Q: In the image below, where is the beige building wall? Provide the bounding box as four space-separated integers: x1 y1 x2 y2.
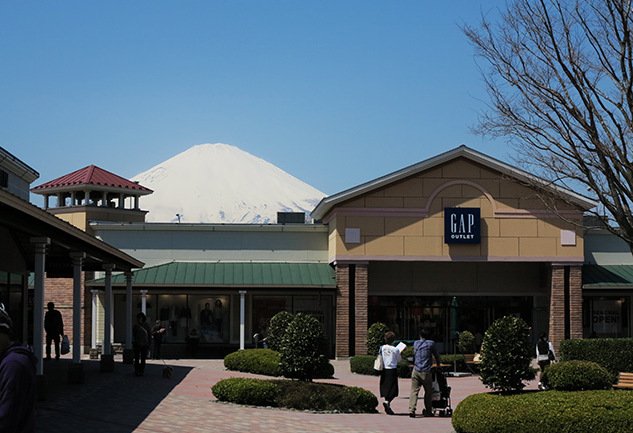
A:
329 158 584 263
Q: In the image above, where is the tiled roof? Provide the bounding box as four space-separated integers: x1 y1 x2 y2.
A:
87 261 337 288
31 165 152 193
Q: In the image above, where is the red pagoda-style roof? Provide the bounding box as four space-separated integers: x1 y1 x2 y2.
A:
31 165 152 195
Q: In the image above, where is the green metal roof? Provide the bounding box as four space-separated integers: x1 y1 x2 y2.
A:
583 265 633 289
87 262 336 289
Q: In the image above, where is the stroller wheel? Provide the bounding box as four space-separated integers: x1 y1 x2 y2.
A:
445 408 453 417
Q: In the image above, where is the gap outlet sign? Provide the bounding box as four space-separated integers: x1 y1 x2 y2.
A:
444 208 481 244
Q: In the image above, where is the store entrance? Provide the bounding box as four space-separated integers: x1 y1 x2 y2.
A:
368 295 534 353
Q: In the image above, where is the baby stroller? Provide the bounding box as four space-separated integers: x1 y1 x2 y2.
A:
431 368 452 417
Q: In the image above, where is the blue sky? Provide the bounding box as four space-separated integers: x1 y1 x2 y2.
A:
1 1 507 197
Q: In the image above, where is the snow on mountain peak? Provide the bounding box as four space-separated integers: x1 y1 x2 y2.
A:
132 143 325 223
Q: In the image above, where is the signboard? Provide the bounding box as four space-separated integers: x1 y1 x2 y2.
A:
444 207 481 244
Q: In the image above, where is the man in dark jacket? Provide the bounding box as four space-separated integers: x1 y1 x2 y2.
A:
0 306 37 433
44 302 63 360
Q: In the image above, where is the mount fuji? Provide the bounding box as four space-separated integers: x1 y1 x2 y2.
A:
132 143 326 224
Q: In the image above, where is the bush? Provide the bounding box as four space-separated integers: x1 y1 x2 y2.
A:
212 378 377 413
275 381 378 412
267 311 294 352
350 355 380 376
542 360 612 391
212 378 279 406
349 354 411 378
224 349 281 376
452 390 633 433
440 354 465 364
479 316 535 392
280 313 328 381
457 330 476 353
560 338 633 377
367 322 389 355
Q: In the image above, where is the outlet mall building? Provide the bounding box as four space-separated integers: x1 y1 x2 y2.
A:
9 145 633 359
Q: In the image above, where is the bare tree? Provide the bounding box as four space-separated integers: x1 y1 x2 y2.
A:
464 0 633 249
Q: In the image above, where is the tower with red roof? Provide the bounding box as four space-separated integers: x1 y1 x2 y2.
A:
31 165 153 233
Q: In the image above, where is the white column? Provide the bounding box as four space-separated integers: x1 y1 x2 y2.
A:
44 195 49 209
239 290 246 350
133 195 140 210
91 290 98 349
118 194 125 209
102 191 107 207
125 271 133 351
30 237 50 376
103 264 113 356
70 252 85 364
140 290 148 315
22 273 28 344
57 193 63 207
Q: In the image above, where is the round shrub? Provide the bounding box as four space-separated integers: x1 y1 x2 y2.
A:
542 360 612 391
212 378 377 413
452 390 633 433
350 355 379 376
224 349 281 376
267 311 294 352
367 322 388 355
313 359 335 379
479 316 535 392
280 313 328 381
212 378 279 406
458 330 476 354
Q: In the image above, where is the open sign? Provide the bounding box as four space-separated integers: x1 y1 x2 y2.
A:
444 208 481 244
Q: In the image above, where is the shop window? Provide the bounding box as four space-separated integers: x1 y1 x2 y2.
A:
189 295 229 343
156 294 189 343
588 297 629 338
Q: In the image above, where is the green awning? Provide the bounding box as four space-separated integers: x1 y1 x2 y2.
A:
583 265 633 289
86 262 336 289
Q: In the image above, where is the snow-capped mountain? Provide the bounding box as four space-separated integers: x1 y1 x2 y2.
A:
132 143 325 223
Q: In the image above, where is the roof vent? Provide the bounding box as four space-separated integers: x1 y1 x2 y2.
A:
277 212 306 224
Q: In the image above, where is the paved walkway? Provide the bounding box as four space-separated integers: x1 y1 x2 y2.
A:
35 356 539 433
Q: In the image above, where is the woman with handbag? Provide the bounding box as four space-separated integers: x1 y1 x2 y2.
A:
536 332 556 389
378 331 403 415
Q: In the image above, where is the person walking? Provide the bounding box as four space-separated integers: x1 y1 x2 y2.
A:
536 333 555 389
133 313 151 376
0 305 36 433
378 331 403 415
44 302 63 360
151 320 166 360
409 328 441 418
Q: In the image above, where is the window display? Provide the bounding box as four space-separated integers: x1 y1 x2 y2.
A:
190 295 229 343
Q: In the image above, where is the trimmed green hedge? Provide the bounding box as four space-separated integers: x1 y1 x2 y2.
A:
212 377 378 413
349 355 411 377
453 390 633 433
560 338 633 376
224 349 281 376
212 378 279 406
224 348 335 379
542 360 612 391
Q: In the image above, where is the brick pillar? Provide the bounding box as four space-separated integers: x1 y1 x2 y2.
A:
354 264 368 356
548 265 565 353
335 264 350 358
569 265 583 340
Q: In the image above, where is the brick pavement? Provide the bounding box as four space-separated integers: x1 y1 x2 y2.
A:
35 356 540 433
